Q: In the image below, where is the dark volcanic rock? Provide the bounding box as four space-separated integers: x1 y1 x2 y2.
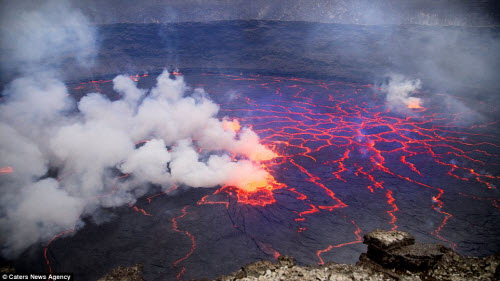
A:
228 256 297 279
97 263 146 281
388 243 449 270
364 229 449 271
359 230 499 280
215 255 391 281
364 229 415 250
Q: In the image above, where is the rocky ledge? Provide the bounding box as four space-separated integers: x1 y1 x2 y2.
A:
216 229 499 281
100 230 500 281
98 263 146 281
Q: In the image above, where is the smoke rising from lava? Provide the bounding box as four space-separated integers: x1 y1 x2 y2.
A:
0 69 278 257
0 2 276 258
381 74 422 110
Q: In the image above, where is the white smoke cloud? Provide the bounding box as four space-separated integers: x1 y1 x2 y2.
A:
381 74 423 110
0 2 277 258
1 179 85 257
0 1 97 74
120 139 172 185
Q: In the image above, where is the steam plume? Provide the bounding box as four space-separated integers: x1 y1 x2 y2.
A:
382 74 422 110
0 2 276 258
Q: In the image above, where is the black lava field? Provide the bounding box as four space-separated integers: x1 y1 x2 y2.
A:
12 71 498 281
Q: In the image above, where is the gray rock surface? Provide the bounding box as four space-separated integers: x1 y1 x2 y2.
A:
97 263 146 281
364 229 449 271
363 229 415 250
215 255 393 281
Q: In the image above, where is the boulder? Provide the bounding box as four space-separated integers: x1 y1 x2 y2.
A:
363 229 449 271
363 229 414 250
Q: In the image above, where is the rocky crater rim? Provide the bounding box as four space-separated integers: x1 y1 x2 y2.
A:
95 229 500 281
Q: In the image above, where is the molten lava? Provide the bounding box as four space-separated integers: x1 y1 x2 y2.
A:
236 173 273 192
222 118 241 133
406 97 423 108
232 172 284 206
245 149 278 162
0 166 13 174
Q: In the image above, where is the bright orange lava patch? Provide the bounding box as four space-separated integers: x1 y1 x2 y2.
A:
229 163 285 206
0 166 13 174
407 98 423 109
199 162 285 207
248 149 278 162
222 119 241 133
236 174 273 192
224 181 283 207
